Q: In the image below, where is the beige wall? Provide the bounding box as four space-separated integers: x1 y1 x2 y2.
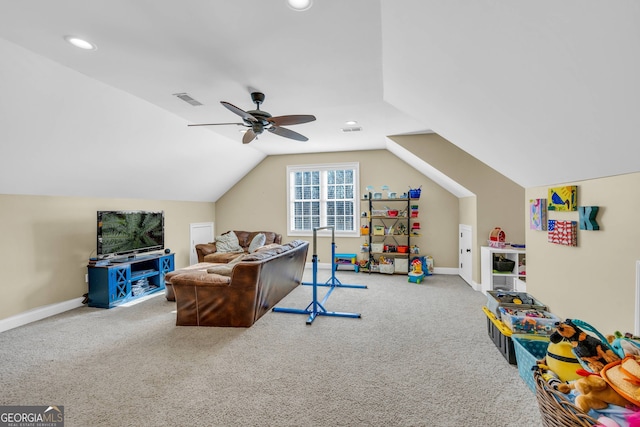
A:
390 134 524 284
526 173 640 334
0 194 214 321
215 150 460 268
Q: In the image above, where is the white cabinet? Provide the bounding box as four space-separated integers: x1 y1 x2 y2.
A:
480 246 526 294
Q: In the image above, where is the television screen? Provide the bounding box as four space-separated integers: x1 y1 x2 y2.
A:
97 211 164 258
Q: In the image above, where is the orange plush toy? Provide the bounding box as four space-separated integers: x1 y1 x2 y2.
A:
557 370 632 412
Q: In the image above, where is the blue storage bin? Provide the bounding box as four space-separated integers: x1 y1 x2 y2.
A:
512 334 550 392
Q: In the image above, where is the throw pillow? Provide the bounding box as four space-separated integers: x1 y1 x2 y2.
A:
215 231 243 254
248 233 267 253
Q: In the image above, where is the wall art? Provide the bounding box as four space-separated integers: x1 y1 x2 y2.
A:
579 206 600 230
529 198 547 230
548 219 578 246
548 185 577 211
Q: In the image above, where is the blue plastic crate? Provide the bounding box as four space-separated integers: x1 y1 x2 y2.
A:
512 334 550 392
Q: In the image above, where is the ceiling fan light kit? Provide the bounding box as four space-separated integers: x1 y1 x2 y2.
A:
188 92 316 144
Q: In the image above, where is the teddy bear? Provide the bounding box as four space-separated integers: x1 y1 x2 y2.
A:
557 372 632 412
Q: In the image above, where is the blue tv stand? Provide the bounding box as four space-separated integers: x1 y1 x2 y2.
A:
87 253 174 308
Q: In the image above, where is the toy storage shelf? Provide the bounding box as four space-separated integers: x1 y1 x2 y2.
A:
361 193 420 274
480 246 526 294
87 253 175 308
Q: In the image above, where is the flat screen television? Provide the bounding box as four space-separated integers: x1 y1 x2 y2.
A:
97 210 164 259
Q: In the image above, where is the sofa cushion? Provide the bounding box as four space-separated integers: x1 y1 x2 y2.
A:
171 271 231 287
215 231 244 253
248 233 266 253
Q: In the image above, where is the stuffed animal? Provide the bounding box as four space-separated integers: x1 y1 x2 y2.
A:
536 363 564 390
544 340 582 382
608 331 640 357
551 319 621 373
557 371 632 412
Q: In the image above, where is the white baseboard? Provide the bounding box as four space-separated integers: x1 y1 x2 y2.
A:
434 267 459 275
0 265 468 333
0 297 85 333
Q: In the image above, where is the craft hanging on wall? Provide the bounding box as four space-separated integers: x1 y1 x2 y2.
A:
548 220 578 246
529 198 547 230
548 185 577 211
578 206 600 230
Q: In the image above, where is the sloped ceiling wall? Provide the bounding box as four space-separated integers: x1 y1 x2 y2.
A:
0 38 265 202
381 0 640 188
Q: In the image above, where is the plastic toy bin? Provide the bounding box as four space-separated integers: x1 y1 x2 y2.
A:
499 307 559 335
486 290 548 319
483 306 516 365
512 335 550 392
373 225 385 236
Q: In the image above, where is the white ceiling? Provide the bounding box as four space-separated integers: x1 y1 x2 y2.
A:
1 1 639 201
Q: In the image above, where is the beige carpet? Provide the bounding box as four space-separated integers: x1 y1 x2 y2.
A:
0 271 542 426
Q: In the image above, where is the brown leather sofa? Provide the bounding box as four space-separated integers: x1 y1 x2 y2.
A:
164 262 216 301
195 231 282 263
170 239 309 327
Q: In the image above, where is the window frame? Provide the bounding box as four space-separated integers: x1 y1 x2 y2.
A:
286 162 360 237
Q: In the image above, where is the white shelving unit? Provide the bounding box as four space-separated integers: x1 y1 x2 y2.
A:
480 246 526 294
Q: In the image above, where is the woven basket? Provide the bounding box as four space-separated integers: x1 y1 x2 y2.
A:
533 367 598 427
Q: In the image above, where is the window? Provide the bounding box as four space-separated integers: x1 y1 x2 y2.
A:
287 163 360 236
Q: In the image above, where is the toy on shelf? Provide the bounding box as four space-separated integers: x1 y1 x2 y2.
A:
408 186 421 199
378 256 394 274
488 227 506 248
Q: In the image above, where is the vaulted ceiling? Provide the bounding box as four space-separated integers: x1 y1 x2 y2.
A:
1 1 638 201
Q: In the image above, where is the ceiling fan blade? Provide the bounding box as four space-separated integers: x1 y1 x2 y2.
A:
221 101 258 122
268 126 309 142
268 115 316 127
242 129 257 144
187 122 244 127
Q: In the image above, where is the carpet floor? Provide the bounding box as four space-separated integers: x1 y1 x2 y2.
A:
0 271 542 426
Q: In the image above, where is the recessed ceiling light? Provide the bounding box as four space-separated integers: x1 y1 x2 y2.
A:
345 120 358 126
64 36 97 51
287 0 312 11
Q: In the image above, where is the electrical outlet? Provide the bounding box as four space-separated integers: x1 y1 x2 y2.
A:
85 274 88 283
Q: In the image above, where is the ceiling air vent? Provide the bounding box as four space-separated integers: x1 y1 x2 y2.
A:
341 126 362 133
173 93 203 106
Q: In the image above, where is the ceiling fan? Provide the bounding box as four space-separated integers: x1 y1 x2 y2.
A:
188 92 316 144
